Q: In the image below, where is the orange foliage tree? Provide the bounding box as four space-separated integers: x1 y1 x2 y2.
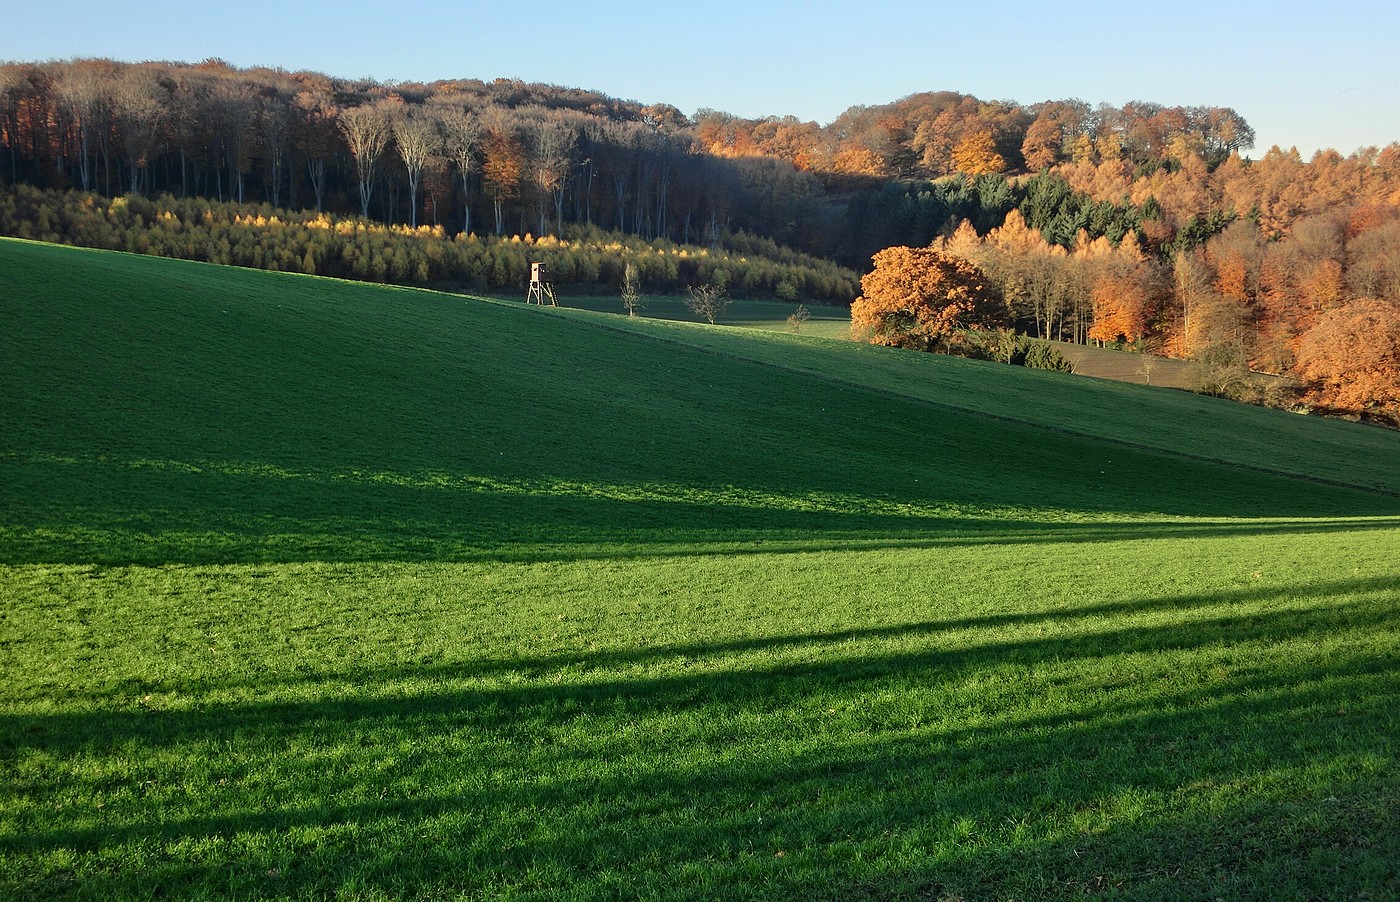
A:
1087 233 1158 345
1088 273 1152 345
851 247 1006 351
1295 298 1400 425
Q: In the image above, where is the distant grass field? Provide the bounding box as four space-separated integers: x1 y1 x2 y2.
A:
544 291 855 340
2 238 1397 900
544 291 1259 393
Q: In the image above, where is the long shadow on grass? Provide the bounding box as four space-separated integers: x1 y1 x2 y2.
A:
10 666 1396 899
55 573 1393 701
5 576 1396 754
3 581 1396 898
3 452 1398 565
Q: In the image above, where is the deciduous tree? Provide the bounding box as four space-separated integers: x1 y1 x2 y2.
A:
684 282 730 324
54 61 113 191
392 106 441 228
1295 298 1400 424
114 66 167 194
436 104 481 234
1020 113 1062 171
620 261 642 316
254 78 294 207
951 130 1005 176
338 102 393 218
1087 233 1158 345
528 116 576 236
850 247 1005 351
209 76 256 203
293 84 338 212
481 110 524 235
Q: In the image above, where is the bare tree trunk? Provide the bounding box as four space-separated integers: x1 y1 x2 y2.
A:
613 170 627 233
654 155 671 241
461 174 472 234
307 157 325 211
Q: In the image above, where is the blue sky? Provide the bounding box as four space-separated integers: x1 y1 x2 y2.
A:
5 0 1398 158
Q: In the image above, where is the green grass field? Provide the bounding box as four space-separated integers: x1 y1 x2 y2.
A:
2 238 1397 900
542 291 855 341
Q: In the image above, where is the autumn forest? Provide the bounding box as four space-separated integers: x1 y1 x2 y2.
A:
2 57 1399 424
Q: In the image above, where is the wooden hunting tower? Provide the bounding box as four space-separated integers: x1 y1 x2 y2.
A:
526 262 558 306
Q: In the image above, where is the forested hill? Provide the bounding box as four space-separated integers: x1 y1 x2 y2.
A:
0 58 1310 260
3 58 1398 263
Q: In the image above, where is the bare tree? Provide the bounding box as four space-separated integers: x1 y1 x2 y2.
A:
293 84 338 212
685 283 730 325
0 67 22 185
608 122 636 234
339 102 393 219
392 106 441 228
529 116 576 235
54 62 114 192
114 66 167 195
254 81 293 207
208 77 256 203
165 68 213 198
1138 352 1159 385
436 104 481 234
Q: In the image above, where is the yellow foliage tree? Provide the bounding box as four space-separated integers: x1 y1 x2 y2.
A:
950 130 1005 175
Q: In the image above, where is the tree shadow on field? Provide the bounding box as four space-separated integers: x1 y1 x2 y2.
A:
3 579 1397 899
42 572 1395 702
2 450 1398 566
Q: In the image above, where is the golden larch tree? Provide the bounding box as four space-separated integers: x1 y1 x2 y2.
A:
950 130 1005 176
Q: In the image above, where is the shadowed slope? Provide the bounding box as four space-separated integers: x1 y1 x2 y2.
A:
2 239 1395 567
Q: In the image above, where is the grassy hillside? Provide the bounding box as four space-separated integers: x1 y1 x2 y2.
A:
521 292 1203 387
2 238 1397 900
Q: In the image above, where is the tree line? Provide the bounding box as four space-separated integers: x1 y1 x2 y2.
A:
0 58 1267 266
0 184 858 300
6 58 1393 270
0 58 837 254
695 94 1255 180
901 205 1400 424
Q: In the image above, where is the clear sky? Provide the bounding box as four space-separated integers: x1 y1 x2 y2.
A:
5 0 1398 159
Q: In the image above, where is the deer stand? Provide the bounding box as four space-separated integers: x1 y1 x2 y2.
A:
526 262 558 306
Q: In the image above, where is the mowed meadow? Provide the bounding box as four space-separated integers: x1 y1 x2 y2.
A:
1 238 1398 900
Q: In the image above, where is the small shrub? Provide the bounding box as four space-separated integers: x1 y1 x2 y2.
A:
1024 341 1074 373
786 304 811 333
621 262 643 317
